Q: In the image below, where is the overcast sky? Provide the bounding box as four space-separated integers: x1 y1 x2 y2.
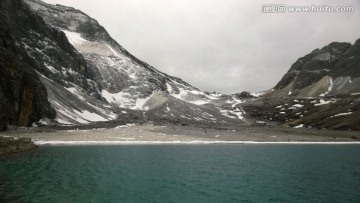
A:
43 0 360 94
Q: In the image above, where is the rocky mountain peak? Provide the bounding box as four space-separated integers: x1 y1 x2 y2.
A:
273 39 360 97
0 0 246 128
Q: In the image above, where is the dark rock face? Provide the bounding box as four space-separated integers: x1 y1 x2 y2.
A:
0 90 7 131
3 0 98 96
1 0 122 128
0 0 56 130
233 91 255 99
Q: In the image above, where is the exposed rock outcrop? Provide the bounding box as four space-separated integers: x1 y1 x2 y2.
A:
0 137 37 158
0 0 56 130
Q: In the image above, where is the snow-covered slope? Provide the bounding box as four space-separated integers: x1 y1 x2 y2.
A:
24 0 246 125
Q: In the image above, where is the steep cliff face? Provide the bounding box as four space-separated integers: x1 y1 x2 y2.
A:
0 90 6 131
0 0 121 128
0 0 56 130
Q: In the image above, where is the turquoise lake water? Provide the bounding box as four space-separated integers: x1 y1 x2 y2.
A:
1 144 360 202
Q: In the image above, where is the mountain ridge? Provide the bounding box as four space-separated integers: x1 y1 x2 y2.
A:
270 39 360 97
239 39 360 130
0 0 245 130
25 0 245 125
0 0 358 131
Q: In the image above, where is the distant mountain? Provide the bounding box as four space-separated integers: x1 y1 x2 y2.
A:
271 40 360 97
0 0 245 130
240 40 360 130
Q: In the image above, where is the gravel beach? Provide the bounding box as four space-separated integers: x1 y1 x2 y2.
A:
2 124 359 145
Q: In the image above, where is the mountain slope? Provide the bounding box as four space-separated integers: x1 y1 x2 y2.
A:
240 40 360 130
0 0 245 129
4 0 356 131
2 0 119 126
270 40 360 97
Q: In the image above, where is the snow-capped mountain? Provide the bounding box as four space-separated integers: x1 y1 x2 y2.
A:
0 0 245 127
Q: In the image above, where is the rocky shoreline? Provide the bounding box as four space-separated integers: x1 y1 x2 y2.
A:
0 137 37 158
